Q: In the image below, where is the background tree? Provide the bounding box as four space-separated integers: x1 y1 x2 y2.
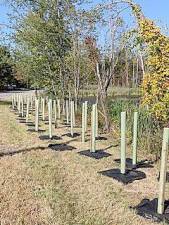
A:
0 45 17 90
123 0 169 123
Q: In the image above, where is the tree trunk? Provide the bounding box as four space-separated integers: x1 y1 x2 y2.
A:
96 63 111 132
99 88 111 132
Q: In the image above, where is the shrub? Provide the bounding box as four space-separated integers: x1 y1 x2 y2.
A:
110 99 162 158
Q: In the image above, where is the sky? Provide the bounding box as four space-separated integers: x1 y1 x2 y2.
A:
135 0 169 29
0 0 169 38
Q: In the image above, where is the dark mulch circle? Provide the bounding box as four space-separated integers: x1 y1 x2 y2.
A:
16 117 25 121
44 121 56 125
17 119 26 123
62 133 80 138
78 150 111 160
98 168 146 184
39 135 62 141
61 119 69 124
61 121 70 126
27 128 46 133
48 143 76 151
131 198 169 223
114 158 154 169
95 136 107 141
26 122 35 127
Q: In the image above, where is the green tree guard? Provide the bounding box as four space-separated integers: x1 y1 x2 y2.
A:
91 104 96 153
82 103 85 143
84 101 88 132
35 98 39 132
132 112 138 165
66 100 69 124
26 97 30 123
157 128 169 214
11 95 14 109
57 99 61 119
72 101 75 127
95 104 98 138
70 101 74 137
53 100 57 127
18 95 21 112
42 98 45 121
121 112 126 174
21 96 24 117
62 99 65 116
48 99 53 139
30 95 33 112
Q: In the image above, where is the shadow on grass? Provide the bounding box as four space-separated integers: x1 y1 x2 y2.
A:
0 146 46 157
0 141 77 158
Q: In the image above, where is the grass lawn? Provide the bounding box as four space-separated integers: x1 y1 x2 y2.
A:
0 101 163 225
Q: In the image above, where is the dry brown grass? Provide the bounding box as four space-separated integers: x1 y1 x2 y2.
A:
0 102 165 225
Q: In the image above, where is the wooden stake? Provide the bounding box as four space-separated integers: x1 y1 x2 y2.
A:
132 112 138 165
48 99 53 139
157 128 169 214
82 103 85 143
120 112 126 174
35 99 39 132
91 104 96 153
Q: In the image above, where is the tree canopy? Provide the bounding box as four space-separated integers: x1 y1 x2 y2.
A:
0 45 17 90
1 0 168 128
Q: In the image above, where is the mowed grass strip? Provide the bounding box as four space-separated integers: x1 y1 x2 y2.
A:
0 101 161 225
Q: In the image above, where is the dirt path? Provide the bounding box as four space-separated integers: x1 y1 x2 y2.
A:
0 102 162 225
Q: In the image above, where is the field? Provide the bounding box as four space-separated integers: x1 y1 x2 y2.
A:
0 97 165 225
